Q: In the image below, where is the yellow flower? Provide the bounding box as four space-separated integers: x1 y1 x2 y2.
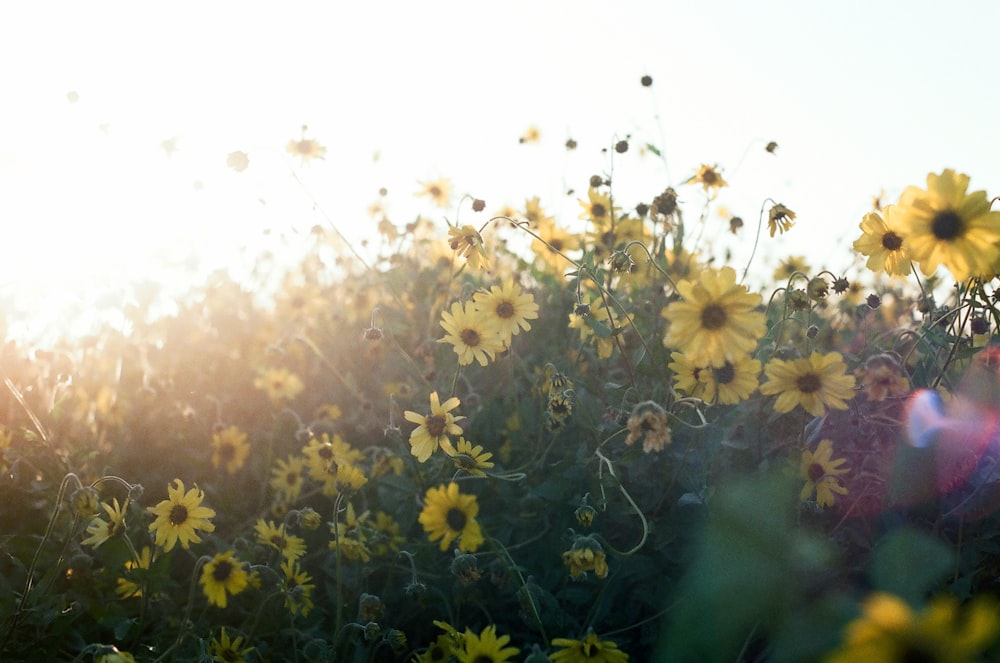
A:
211 425 250 475
768 203 796 236
825 592 1000 663
418 178 453 208
82 497 128 548
447 223 490 271
624 402 671 453
418 482 484 552
896 168 1000 281
662 266 766 367
116 546 153 599
254 367 304 405
669 351 711 401
578 187 619 225
760 352 856 417
800 439 849 508
442 437 495 476
853 205 911 277
688 163 728 193
472 279 539 345
403 391 465 462
269 454 306 502
209 628 255 663
254 519 307 562
519 126 540 144
438 300 505 367
372 511 405 557
147 479 216 552
456 625 519 663
701 355 761 405
280 559 315 617
773 255 810 282
200 550 249 608
327 463 368 496
302 433 364 482
329 502 372 562
562 538 609 579
286 133 326 162
550 631 629 663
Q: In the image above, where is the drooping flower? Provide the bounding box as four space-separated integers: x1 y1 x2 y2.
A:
624 402 671 453
800 439 850 508
210 425 250 475
853 205 911 277
200 550 249 608
418 482 484 552
896 168 1000 281
82 497 128 548
403 391 465 462
280 559 315 617
824 592 1000 663
147 479 216 552
472 279 539 345
209 628 255 663
447 223 490 270
562 536 609 579
768 203 796 236
760 352 856 417
550 631 630 663
438 300 505 366
456 625 520 663
662 266 766 367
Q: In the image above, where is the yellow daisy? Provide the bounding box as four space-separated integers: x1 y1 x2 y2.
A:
759 351 856 417
418 482 484 552
115 546 153 599
403 391 465 462
254 519 307 562
896 168 1000 281
456 625 519 663
254 367 304 405
442 437 495 476
281 559 315 617
550 632 629 663
472 279 539 345
200 550 249 608
82 497 128 549
269 454 306 502
688 163 728 193
447 223 490 271
853 205 911 277
418 178 452 207
799 439 849 508
662 266 766 367
438 300 505 367
578 187 619 225
209 628 255 663
701 355 761 405
147 479 216 552
668 351 711 401
210 425 250 475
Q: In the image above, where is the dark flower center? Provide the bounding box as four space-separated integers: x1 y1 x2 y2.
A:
460 328 482 347
212 560 233 581
296 141 311 154
591 203 606 218
285 471 299 485
715 362 735 384
931 210 963 240
425 414 447 437
808 462 826 482
882 231 903 251
169 504 189 525
584 643 600 656
429 186 441 197
796 373 822 394
702 170 718 184
701 303 728 330
446 507 468 532
219 443 235 461
496 301 515 319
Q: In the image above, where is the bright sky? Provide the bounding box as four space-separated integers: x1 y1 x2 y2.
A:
2 1 998 345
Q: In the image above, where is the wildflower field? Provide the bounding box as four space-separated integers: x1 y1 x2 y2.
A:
5 92 1000 663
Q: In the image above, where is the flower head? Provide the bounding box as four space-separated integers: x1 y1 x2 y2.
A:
472 279 539 345
562 536 609 579
624 402 671 453
200 550 249 608
254 368 304 405
858 353 911 402
550 631 629 663
439 300 505 366
82 497 128 548
768 203 796 236
418 178 453 208
269 454 306 502
447 223 490 270
211 425 250 475
897 169 1000 281
688 163 728 194
403 391 465 462
799 439 850 508
209 628 254 663
254 519 307 562
456 625 519 663
418 482 484 552
442 437 495 476
147 479 216 552
280 559 315 617
662 266 766 367
760 351 856 417
286 132 326 163
853 205 911 277
115 546 153 599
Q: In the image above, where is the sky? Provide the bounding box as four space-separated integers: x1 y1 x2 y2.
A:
1 0 999 345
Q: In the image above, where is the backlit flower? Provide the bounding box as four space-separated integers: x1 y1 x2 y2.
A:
760 352 856 417
254 519 306 562
472 279 539 345
550 631 629 663
269 454 306 502
147 479 216 552
418 178 453 208
456 625 519 663
662 266 766 367
254 367 304 405
403 391 465 462
768 203 796 236
447 223 490 270
211 425 250 475
578 187 618 225
200 550 249 608
418 482 484 552
286 133 326 162
688 163 728 193
853 205 911 277
799 439 849 508
115 546 153 599
82 497 128 548
773 255 810 282
896 168 1000 281
438 300 505 367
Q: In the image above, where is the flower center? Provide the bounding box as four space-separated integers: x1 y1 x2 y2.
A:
703 170 718 184
881 231 903 251
446 507 468 532
796 373 822 394
460 328 481 347
700 303 728 330
715 362 735 385
591 203 606 218
425 414 447 437
931 209 962 240
495 301 515 319
584 643 600 656
212 560 234 581
808 462 826 482
169 504 189 525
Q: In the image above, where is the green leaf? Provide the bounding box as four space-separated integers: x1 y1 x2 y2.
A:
645 143 662 157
